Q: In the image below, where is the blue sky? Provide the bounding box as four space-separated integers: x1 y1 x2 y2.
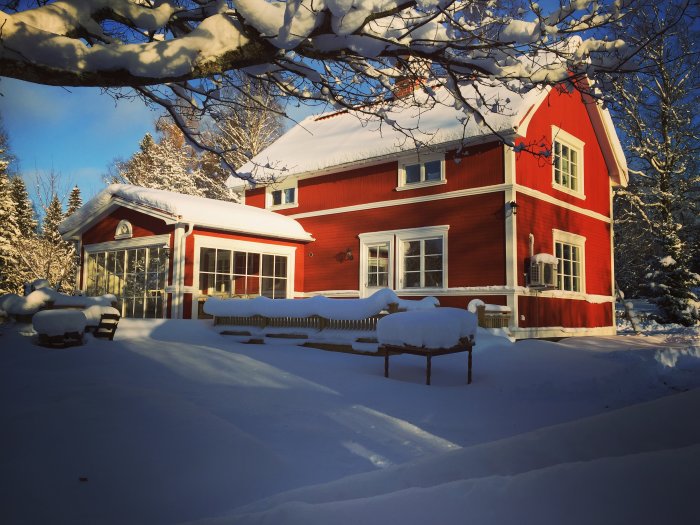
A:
0 78 158 201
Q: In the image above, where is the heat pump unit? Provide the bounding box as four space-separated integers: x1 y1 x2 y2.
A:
528 253 558 289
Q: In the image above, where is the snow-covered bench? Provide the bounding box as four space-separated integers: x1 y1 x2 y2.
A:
83 306 121 340
33 309 87 348
377 308 477 385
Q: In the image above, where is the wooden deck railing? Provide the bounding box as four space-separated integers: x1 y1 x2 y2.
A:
475 305 512 329
213 313 387 331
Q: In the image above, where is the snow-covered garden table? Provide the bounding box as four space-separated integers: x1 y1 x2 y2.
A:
32 309 87 348
377 308 477 385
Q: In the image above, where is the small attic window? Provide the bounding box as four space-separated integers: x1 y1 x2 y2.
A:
115 220 133 240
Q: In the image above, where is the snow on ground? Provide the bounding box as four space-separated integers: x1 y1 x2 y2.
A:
1 318 698 525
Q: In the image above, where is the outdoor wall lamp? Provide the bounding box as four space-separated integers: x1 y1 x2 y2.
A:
345 248 354 261
509 201 519 215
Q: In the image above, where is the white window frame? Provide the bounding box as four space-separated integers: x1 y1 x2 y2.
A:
552 229 586 294
266 178 298 210
397 152 446 190
551 126 585 199
192 236 296 318
359 226 448 296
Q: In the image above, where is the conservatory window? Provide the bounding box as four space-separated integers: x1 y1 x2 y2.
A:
85 244 168 318
553 230 586 293
552 126 585 197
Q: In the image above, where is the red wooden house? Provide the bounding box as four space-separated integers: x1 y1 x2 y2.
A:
232 82 628 339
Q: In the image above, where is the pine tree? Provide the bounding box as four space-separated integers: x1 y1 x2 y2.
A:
612 3 700 325
66 185 83 216
10 176 37 237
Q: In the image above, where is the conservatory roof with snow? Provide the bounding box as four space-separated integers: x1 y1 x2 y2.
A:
232 80 627 187
59 184 314 242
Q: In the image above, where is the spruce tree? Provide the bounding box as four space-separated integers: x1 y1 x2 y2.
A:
10 176 37 237
66 185 83 216
0 162 21 294
42 194 65 245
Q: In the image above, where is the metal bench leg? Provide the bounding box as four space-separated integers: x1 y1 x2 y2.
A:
467 348 472 385
426 354 432 385
384 348 390 378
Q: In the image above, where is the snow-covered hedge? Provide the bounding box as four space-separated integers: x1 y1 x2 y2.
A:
0 288 117 317
377 308 477 348
203 288 438 321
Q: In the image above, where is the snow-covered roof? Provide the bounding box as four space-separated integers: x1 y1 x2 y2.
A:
233 82 544 185
232 79 627 188
59 184 313 242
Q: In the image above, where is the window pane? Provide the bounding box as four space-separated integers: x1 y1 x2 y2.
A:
261 277 274 298
274 256 287 277
404 240 421 256
262 254 275 277
271 190 282 205
368 274 378 287
232 275 247 296
216 250 231 273
274 278 287 298
247 254 260 276
199 273 215 295
424 238 442 255
404 256 420 272
283 188 296 204
405 164 421 184
234 252 247 275
215 275 230 294
133 297 145 319
425 255 442 271
404 272 421 288
424 271 442 287
377 273 388 287
425 160 441 181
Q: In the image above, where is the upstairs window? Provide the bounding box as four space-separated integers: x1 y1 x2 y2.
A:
552 127 585 198
398 153 445 189
266 179 298 209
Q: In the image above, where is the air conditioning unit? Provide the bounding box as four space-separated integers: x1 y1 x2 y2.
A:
528 253 558 289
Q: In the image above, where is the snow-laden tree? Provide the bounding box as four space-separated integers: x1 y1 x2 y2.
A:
612 2 700 325
0 142 22 294
114 119 233 200
66 185 83 217
204 76 285 171
1 0 692 172
10 176 38 237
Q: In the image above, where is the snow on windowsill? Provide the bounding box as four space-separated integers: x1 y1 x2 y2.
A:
395 179 447 192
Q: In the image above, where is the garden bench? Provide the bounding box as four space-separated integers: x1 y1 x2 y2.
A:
380 338 474 386
93 313 120 340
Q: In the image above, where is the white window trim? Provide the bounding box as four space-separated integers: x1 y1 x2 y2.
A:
551 126 586 199
192 235 296 317
359 232 396 297
397 152 446 190
552 229 586 295
266 178 299 210
84 234 171 254
359 225 449 295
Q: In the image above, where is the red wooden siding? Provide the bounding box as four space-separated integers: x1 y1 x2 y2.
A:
246 142 504 215
518 296 612 328
82 207 172 245
516 86 612 217
515 193 612 295
298 192 506 293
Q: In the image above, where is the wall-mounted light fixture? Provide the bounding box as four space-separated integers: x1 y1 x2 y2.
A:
509 201 519 215
345 247 354 261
